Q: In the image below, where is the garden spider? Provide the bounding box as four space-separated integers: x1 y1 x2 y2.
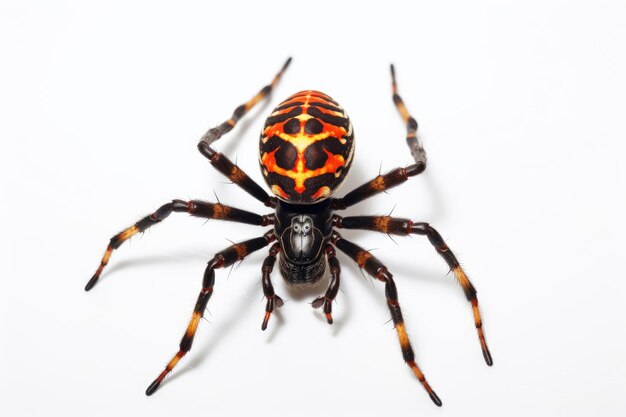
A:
85 58 492 406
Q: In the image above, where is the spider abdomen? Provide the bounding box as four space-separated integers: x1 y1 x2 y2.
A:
259 91 355 204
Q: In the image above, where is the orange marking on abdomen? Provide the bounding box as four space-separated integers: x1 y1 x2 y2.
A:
271 105 300 116
265 91 346 146
311 186 331 200
278 91 337 111
314 106 345 117
271 185 290 199
261 148 345 194
262 91 351 197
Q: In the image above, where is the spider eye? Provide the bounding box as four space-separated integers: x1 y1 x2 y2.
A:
303 225 310 232
293 225 301 232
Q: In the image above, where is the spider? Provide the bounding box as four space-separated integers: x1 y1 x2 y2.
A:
85 58 492 406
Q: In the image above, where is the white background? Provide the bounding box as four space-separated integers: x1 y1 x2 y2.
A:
1 1 625 416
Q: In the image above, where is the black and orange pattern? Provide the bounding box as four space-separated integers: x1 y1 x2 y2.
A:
331 231 442 406
87 58 492 407
146 231 276 396
85 199 274 291
333 215 493 366
259 91 354 204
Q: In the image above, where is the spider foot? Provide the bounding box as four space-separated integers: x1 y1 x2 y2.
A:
407 360 442 407
261 295 283 331
482 344 494 366
84 274 100 291
311 296 333 325
324 312 333 325
86 246 113 291
145 377 162 396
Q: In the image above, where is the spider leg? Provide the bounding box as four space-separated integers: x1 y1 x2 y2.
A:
261 242 284 330
145 231 275 396
200 57 291 148
333 215 493 366
391 64 426 166
85 199 274 291
197 58 292 207
332 64 425 210
332 164 425 210
331 231 442 407
311 245 341 324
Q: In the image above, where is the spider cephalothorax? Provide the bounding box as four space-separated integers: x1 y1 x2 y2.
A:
276 200 332 286
86 58 492 407
259 90 354 204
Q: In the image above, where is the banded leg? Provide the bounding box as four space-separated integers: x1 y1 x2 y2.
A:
332 64 426 210
332 164 425 210
197 58 292 207
146 231 275 396
261 242 284 330
311 245 341 324
331 232 442 407
85 199 274 291
333 215 493 366
391 64 426 166
199 57 291 147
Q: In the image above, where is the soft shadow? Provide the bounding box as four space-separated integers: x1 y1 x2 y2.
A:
331 290 351 336
420 171 446 223
388 261 455 289
263 308 285 343
165 282 259 385
98 251 208 284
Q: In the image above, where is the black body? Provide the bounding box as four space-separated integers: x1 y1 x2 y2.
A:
85 58 492 407
274 199 333 286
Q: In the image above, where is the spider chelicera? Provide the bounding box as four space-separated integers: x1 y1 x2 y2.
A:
85 58 492 406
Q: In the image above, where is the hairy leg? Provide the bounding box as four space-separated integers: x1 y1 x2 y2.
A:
145 231 275 395
260 242 284 330
333 214 493 365
332 232 442 406
197 58 292 207
333 64 425 210
86 199 273 291
311 245 341 324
